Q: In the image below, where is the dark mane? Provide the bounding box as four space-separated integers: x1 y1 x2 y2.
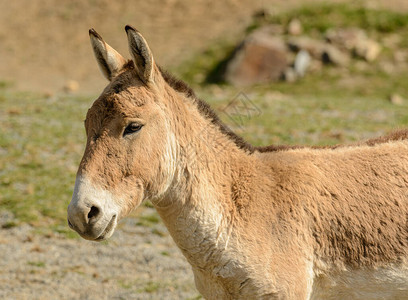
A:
159 66 257 153
158 67 408 153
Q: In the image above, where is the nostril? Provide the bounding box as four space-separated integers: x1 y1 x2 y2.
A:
87 206 100 221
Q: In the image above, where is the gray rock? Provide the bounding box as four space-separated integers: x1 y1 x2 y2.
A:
224 32 288 85
325 28 367 51
288 37 349 67
288 37 326 58
287 19 302 36
322 44 350 66
325 28 381 62
354 39 381 61
294 50 311 77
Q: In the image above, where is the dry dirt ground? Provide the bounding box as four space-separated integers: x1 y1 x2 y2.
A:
0 208 199 300
2 1 408 299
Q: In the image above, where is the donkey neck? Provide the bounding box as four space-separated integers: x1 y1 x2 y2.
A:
153 88 255 270
154 136 247 265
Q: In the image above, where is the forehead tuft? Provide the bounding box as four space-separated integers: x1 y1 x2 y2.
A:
86 70 154 126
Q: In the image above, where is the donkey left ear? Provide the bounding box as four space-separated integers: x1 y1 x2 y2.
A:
89 28 127 81
125 25 155 84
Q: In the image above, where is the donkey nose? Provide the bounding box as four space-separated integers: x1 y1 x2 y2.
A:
87 205 101 222
67 202 103 234
68 175 119 240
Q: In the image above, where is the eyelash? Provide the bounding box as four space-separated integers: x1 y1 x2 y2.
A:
123 123 143 136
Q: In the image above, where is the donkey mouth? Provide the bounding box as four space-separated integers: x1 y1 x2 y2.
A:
68 214 117 241
94 214 117 241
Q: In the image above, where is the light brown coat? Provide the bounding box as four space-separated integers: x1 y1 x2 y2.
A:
67 27 408 299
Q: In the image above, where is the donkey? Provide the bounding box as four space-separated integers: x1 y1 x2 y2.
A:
67 26 408 299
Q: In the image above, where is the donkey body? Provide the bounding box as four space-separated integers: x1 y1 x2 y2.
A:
67 27 408 299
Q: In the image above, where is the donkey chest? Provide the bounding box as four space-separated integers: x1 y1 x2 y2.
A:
188 245 277 299
192 260 272 300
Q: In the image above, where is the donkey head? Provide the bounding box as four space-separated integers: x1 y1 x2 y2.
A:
67 26 177 241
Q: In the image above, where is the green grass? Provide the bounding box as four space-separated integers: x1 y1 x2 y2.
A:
172 38 237 84
0 90 91 228
117 278 197 295
248 3 408 35
27 261 46 268
140 213 160 224
1 220 17 228
136 213 160 227
118 279 133 289
249 66 408 105
194 86 408 147
247 94 408 146
142 281 160 293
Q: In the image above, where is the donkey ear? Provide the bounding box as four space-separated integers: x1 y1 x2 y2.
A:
125 25 155 84
89 28 127 81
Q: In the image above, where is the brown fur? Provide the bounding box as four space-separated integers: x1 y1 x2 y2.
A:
68 28 408 300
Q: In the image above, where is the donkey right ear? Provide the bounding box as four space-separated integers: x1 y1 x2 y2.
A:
125 25 155 84
89 28 127 81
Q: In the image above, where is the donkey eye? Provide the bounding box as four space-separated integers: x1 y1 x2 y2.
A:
123 123 143 136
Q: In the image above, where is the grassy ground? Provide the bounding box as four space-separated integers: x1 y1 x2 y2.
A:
198 85 408 146
248 3 408 35
0 87 89 235
1 3 408 232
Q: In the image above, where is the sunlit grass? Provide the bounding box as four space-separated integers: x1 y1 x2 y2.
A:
259 3 408 35
0 90 90 228
195 86 408 147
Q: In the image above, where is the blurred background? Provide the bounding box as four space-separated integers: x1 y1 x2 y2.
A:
1 0 408 299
